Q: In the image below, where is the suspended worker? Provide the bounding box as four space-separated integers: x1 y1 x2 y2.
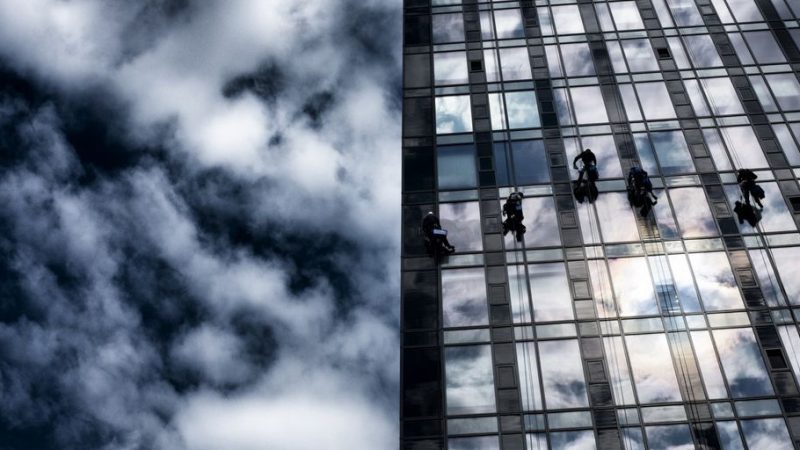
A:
502 191 526 241
737 168 764 209
573 148 598 183
422 211 455 257
734 200 761 227
627 166 657 207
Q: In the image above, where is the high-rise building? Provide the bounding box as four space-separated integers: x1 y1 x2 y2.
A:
401 0 800 448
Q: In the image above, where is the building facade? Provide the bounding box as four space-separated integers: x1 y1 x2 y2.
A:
401 0 800 448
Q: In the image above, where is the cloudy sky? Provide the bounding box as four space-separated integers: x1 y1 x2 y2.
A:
0 1 401 448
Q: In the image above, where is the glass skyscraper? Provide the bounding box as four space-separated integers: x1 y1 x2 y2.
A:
401 0 800 448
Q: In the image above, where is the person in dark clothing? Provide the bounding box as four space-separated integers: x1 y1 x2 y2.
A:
422 212 455 256
737 168 764 209
502 192 526 241
734 200 761 227
573 148 598 183
627 166 657 207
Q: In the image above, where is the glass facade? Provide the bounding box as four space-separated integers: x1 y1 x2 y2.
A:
402 0 800 448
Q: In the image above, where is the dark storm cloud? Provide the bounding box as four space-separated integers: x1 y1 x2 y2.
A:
0 1 401 449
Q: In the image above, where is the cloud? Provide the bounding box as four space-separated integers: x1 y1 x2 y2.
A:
0 0 401 448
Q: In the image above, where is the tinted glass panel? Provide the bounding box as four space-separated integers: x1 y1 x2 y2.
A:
539 339 589 409
604 336 637 405
778 325 800 383
506 91 541 129
743 31 786 64
740 419 793 449
702 78 744 115
438 144 477 189
515 196 561 248
551 430 597 449
561 43 595 77
765 73 800 111
432 13 464 44
512 140 549 185
552 5 585 35
683 35 723 68
719 126 768 168
713 328 774 397
530 262 574 322
596 193 640 242
436 96 473 134
635 82 677 120
717 421 745 450
771 247 800 305
610 1 645 30
494 9 525 39
727 0 763 22
666 0 704 26
609 257 659 317
669 188 717 238
688 252 744 311
748 249 786 307
442 268 488 327
434 52 468 86
517 341 543 410
445 345 496 414
690 330 728 399
622 39 658 72
645 424 695 449
440 202 483 252
651 131 695 174
667 254 701 312
449 436 501 450
626 334 683 403
571 86 609 124
499 47 532 81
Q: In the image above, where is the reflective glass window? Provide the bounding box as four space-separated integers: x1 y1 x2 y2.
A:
596 193 640 242
719 126 769 168
509 265 530 323
445 345 496 414
539 339 589 408
610 1 645 30
622 428 646 450
713 328 774 397
666 0 704 26
645 425 695 448
620 85 643 121
701 78 744 115
748 249 786 307
516 341 543 410
432 14 464 44
561 43 595 77
552 5 585 35
442 268 488 327
726 0 764 22
607 41 629 74
448 436 500 450
621 39 659 72
667 37 691 69
437 144 477 189
778 326 800 383
436 95 473 134
626 334 683 403
765 74 800 111
512 140 549 185
489 93 507 130
750 75 778 112
530 262 573 322
440 202 483 252
537 7 554 36
546 45 564 78
690 330 728 399
683 35 723 68
741 419 793 449
650 254 682 314
551 431 596 449
554 88 574 125
577 197 602 245
494 9 524 39
575 134 623 178
506 91 541 129
609 257 659 316
771 247 800 305
772 124 800 165
743 31 786 64
517 197 561 248
724 183 797 233
591 260 616 318
729 33 755 65
635 82 677 120
633 133 659 174
434 52 468 86
703 128 734 171
595 3 615 32
710 0 735 23
480 11 495 40
651 131 695 174
604 336 637 404
667 254 701 312
717 421 745 450
669 188 717 238
483 49 500 82
688 252 744 311
771 0 798 19
499 47 532 81
571 86 610 124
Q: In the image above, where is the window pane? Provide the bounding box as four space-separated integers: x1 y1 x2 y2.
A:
635 82 677 120
580 134 623 178
683 35 723 68
626 334 683 403
442 268 488 327
690 331 728 399
506 91 541 129
740 419 793 450
483 49 500 82
622 428 646 450
530 262 574 322
571 86 609 124
538 7 554 36
596 3 615 31
633 133 659 175
772 123 800 165
765 73 800 111
651 131 695 174
546 45 564 78
596 193 640 242
668 37 691 69
434 51 468 86
432 13 464 44
710 0 735 23
608 41 629 74
516 341 543 410
604 336 637 404
436 95 473 134
445 345 496 414
489 93 507 130
591 260 616 318
726 0 763 22
666 0 704 26
719 126 768 168
551 431 596 449
622 39 659 72
519 197 561 248
449 436 500 450
724 183 797 233
667 254 701 312
539 339 589 408
620 85 643 121
729 33 755 65
499 47 532 81
552 5 585 35
701 77 744 115
645 425 695 449
494 9 524 39
750 75 778 112
669 188 717 238
771 247 800 305
688 252 744 311
437 144 477 189
480 11 495 40
509 265 530 323
684 79 710 116
512 139 550 185
717 421 745 450
703 128 733 170
743 31 786 64
609 257 659 317
713 328 774 397
778 326 800 384
748 249 786 307
561 43 595 77
440 202 483 252
610 1 645 30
